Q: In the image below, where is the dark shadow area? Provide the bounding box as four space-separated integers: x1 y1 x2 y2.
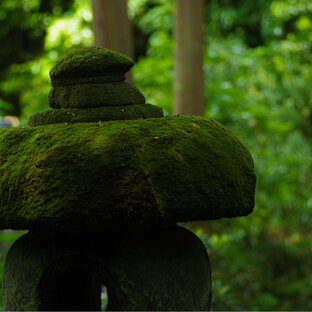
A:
37 256 106 311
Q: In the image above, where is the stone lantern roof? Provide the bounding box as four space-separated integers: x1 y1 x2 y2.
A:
0 47 256 233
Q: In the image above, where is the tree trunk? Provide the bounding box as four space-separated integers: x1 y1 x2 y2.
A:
92 0 134 83
173 0 205 116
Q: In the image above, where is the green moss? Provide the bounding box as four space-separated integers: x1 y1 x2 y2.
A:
0 116 256 232
50 74 124 87
48 83 146 109
50 47 133 86
29 104 164 126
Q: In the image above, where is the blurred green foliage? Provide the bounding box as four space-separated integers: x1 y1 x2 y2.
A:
0 0 92 121
1 0 312 310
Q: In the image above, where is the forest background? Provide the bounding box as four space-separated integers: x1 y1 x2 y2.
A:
0 0 312 310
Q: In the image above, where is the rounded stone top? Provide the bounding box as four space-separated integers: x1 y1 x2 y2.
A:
50 47 134 87
0 117 256 232
31 47 153 122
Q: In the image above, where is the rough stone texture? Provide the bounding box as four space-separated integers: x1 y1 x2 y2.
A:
47 47 146 109
29 104 164 126
50 47 134 87
3 226 212 311
0 116 256 232
48 83 146 109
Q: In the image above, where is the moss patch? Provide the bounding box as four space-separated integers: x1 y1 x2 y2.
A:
0 116 256 232
48 83 145 109
51 75 125 87
29 104 164 126
50 47 133 86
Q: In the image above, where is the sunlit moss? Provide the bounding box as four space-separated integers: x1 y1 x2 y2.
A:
49 47 134 84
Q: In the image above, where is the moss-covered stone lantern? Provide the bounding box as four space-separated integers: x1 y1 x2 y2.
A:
0 47 256 311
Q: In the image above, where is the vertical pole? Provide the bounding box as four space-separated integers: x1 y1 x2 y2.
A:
173 0 205 116
92 0 134 83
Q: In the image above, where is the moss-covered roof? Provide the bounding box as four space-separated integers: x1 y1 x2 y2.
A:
50 47 134 86
0 116 256 232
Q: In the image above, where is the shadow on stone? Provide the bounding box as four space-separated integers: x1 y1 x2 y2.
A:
3 226 211 311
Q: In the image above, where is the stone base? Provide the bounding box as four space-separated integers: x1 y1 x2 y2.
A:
3 226 211 311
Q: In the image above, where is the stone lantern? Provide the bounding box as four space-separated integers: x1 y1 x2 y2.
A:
0 47 256 311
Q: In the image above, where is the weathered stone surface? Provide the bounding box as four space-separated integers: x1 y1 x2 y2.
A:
50 47 133 87
0 116 256 232
47 47 146 109
3 226 211 311
29 104 164 126
48 83 145 109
